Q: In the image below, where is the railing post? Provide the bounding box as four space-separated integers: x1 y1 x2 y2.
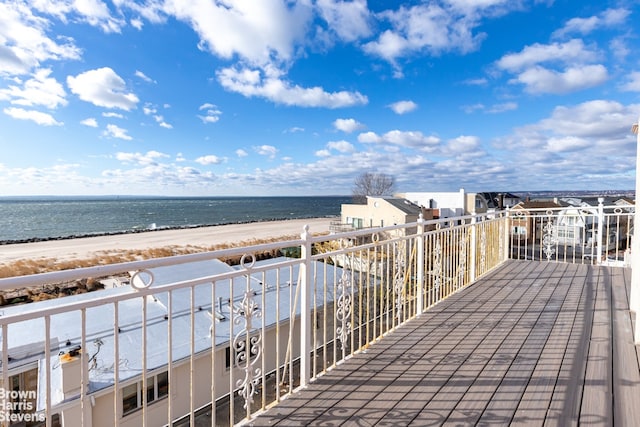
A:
504 208 511 262
470 213 477 283
416 214 425 315
596 197 604 264
630 115 640 344
299 225 312 386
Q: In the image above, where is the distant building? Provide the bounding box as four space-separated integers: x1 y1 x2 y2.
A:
334 196 426 235
396 189 489 218
510 200 562 241
477 192 521 210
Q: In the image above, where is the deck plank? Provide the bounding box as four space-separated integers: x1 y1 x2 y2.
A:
579 265 613 425
611 267 640 426
252 260 640 427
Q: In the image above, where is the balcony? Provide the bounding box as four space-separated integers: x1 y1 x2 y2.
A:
0 204 637 426
254 260 638 426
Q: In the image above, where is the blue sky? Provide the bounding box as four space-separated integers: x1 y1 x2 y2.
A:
1 0 639 196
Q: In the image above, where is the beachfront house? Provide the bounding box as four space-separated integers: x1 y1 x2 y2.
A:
1 257 344 426
334 196 425 234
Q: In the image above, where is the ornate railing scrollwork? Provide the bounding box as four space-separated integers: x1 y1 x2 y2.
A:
233 253 262 410
393 242 407 323
458 230 468 288
542 210 556 260
433 237 442 300
335 271 352 351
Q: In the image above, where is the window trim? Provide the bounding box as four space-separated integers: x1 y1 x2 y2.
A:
121 371 169 417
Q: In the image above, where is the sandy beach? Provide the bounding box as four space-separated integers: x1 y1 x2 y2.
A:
0 217 333 264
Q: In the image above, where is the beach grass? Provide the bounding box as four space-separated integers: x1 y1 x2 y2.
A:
0 234 305 306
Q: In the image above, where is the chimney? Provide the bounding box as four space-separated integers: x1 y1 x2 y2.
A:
59 346 84 400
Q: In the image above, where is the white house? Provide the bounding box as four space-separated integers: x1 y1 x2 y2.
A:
397 189 489 218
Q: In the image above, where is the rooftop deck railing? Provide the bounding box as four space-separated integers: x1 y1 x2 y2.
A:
0 203 634 427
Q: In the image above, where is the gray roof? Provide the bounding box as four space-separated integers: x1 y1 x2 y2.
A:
381 197 422 216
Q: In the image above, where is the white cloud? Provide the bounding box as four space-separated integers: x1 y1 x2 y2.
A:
142 103 173 128
316 0 372 42
315 149 331 157
326 140 355 153
388 100 417 115
495 39 599 73
465 102 517 114
363 3 486 65
512 65 608 94
135 70 155 83
195 155 224 165
130 17 144 30
67 67 139 110
32 0 124 33
333 118 365 133
552 8 630 38
0 68 67 109
545 136 591 153
285 126 305 133
216 66 368 108
358 130 440 151
254 145 278 158
102 112 123 118
489 99 640 190
0 3 81 75
104 124 132 140
81 117 98 127
116 150 170 165
463 78 488 86
236 149 248 158
198 103 222 123
486 102 517 113
163 0 312 68
3 107 62 126
444 135 481 154
620 71 640 92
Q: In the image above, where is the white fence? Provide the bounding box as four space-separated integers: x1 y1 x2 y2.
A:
0 205 633 427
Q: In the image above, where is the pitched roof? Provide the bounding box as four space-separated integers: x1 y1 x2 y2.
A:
380 197 423 215
513 200 562 210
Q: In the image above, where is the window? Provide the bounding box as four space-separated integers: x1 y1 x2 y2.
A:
511 226 527 235
8 367 38 417
556 227 576 240
122 371 169 416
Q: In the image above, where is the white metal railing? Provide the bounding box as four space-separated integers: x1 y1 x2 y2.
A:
0 205 634 426
506 199 634 267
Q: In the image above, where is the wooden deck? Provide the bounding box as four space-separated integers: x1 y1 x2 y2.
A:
252 260 640 426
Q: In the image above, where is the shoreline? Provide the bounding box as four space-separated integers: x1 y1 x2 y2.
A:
0 217 336 265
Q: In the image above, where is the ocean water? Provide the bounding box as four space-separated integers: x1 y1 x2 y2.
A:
0 196 351 242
